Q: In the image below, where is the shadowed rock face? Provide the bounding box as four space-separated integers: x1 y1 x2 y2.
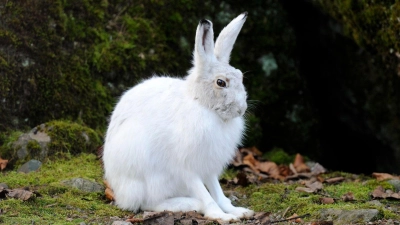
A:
282 0 400 174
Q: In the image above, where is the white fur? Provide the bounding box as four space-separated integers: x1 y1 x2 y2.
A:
103 12 254 222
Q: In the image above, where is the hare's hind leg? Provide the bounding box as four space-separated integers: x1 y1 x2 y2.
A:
112 178 145 212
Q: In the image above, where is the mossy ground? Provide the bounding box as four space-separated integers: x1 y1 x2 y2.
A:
0 153 399 224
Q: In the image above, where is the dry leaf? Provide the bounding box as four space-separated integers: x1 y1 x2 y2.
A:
305 180 323 191
143 211 174 225
289 163 298 175
295 187 315 193
341 192 355 201
103 180 114 201
325 177 345 184
0 157 8 170
371 186 400 199
6 188 34 200
242 154 259 172
372 172 398 181
320 197 335 204
231 150 243 167
293 154 310 173
126 214 144 223
279 165 293 177
371 186 387 199
257 161 279 176
233 172 249 187
310 163 327 175
240 146 263 157
287 213 303 223
254 212 270 224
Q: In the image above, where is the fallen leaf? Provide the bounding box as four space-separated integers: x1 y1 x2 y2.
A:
253 212 270 224
6 188 34 200
310 163 327 175
242 154 259 173
295 187 315 193
103 180 114 201
126 217 144 223
287 213 303 223
257 161 280 177
289 163 298 175
233 172 249 187
231 150 243 167
105 188 114 201
279 165 293 177
341 192 355 201
320 197 335 204
371 186 386 199
324 177 345 184
372 172 399 181
305 180 323 191
311 221 334 225
0 157 8 170
240 146 263 157
143 211 174 225
371 186 400 200
293 154 310 173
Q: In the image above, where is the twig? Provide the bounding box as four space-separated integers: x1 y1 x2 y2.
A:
266 213 310 224
281 206 290 218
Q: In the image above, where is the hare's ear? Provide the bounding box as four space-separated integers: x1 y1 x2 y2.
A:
194 19 215 68
214 12 247 64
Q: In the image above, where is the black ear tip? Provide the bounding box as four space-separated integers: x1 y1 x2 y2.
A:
243 11 248 18
200 19 210 25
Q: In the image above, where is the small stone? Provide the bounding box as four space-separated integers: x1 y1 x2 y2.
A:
79 222 86 225
61 178 104 192
319 209 379 225
367 200 383 207
388 179 400 192
17 160 42 173
111 221 131 225
0 183 9 189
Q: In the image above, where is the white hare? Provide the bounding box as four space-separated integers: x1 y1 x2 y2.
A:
103 12 254 222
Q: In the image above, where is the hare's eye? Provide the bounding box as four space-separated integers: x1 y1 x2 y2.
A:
216 79 226 87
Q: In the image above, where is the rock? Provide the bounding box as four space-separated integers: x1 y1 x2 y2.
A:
388 179 400 192
17 159 42 173
111 221 131 225
0 183 8 189
61 178 104 193
368 200 383 207
12 124 51 160
319 209 379 225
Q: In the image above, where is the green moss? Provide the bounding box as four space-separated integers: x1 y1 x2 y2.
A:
45 120 102 156
312 0 400 54
240 179 400 222
26 140 41 156
0 130 23 161
262 147 295 164
0 153 128 224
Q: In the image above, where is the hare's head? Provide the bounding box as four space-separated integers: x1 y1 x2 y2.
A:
187 13 248 121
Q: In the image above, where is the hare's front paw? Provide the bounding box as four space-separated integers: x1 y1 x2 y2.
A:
227 207 254 219
205 211 239 222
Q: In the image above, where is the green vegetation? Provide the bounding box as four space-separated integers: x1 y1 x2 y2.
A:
0 153 128 224
235 178 399 222
0 120 102 168
262 147 295 165
0 153 398 224
312 0 400 54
